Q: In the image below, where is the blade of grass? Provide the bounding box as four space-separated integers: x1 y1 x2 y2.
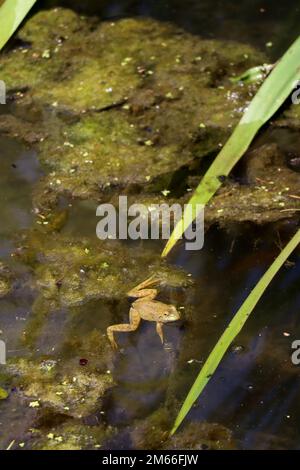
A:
171 228 300 435
0 0 37 51
162 35 300 257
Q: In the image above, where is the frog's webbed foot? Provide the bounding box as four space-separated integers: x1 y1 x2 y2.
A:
156 321 164 344
106 326 120 350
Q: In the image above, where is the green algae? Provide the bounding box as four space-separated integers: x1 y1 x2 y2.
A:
15 228 192 347
6 352 114 419
1 7 298 223
0 8 269 213
0 387 8 400
30 421 115 450
130 406 235 450
0 263 12 298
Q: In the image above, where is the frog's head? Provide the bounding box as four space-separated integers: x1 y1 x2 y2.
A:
163 305 181 322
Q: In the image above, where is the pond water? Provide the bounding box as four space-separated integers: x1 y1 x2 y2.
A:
0 0 300 450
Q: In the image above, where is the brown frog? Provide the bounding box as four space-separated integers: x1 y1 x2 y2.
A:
107 276 180 350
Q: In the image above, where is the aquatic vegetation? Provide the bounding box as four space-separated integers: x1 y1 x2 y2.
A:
0 9 265 207
0 386 8 400
0 0 37 51
6 354 114 418
162 35 300 256
169 34 300 434
171 228 300 434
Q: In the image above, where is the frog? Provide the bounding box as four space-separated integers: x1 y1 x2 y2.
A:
107 275 180 350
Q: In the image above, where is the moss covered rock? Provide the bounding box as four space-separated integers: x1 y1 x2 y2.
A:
6 352 113 419
0 8 267 208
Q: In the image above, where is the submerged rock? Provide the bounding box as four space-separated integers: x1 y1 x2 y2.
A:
6 351 113 419
12 227 192 348
19 230 192 306
130 406 235 449
30 421 115 450
1 8 298 224
0 8 269 213
165 422 235 450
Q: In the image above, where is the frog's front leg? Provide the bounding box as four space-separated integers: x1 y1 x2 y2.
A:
107 307 141 350
156 321 164 344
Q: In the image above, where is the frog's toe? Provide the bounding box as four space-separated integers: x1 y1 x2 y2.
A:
111 339 119 350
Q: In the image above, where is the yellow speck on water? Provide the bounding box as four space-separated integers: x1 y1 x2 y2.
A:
145 140 153 146
84 248 90 254
161 189 170 197
47 433 54 440
266 41 273 47
42 49 51 59
145 175 151 181
121 57 132 66
29 401 40 408
19 443 25 448
199 123 206 128
165 92 174 99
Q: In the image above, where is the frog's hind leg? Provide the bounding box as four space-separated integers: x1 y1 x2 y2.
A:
156 321 164 344
127 276 160 300
107 308 141 350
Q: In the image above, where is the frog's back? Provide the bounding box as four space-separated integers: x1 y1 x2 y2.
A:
133 299 167 322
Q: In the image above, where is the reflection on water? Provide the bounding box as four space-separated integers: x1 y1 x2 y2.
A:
0 137 43 257
174 226 300 450
43 0 300 58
